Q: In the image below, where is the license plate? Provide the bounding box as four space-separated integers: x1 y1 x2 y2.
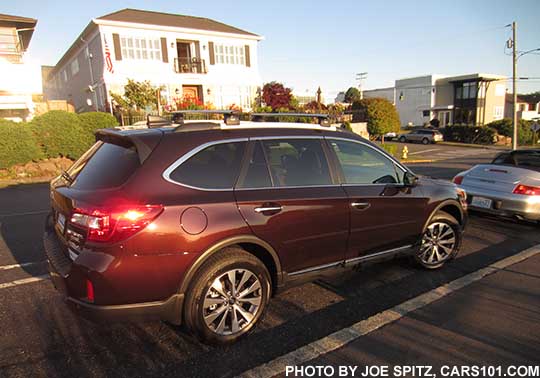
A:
471 196 492 209
56 213 66 234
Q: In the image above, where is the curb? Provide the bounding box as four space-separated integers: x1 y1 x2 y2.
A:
437 142 509 150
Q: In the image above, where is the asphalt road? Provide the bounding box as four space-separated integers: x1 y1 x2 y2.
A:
1 146 538 378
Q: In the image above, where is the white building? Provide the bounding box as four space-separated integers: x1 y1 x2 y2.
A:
0 13 41 122
44 8 263 112
364 73 507 127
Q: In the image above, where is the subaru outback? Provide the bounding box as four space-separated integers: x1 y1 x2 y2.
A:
44 111 467 344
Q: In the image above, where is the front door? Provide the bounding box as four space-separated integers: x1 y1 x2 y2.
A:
182 85 202 102
327 138 428 260
234 139 349 274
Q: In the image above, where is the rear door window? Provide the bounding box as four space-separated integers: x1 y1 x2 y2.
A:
260 139 332 187
70 142 141 190
515 152 540 170
169 141 246 189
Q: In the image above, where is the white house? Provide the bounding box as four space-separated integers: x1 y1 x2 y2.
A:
0 13 41 122
44 8 263 113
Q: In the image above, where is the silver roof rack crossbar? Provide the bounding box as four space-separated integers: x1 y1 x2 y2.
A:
250 113 331 126
147 115 172 128
171 110 240 126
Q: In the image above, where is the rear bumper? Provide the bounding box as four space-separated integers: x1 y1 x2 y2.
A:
461 187 540 221
44 214 184 325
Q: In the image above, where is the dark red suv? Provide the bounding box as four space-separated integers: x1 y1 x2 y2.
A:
44 112 467 344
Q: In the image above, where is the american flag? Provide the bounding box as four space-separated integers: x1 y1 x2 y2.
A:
103 36 114 74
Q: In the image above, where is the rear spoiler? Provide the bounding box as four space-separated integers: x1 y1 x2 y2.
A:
94 128 163 164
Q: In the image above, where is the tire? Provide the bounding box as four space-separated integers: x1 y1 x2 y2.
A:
414 211 462 270
422 138 430 145
399 136 407 143
183 247 271 345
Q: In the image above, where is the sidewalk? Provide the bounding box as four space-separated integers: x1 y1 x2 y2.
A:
283 253 540 375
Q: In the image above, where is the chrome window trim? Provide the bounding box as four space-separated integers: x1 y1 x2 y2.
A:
162 134 409 191
162 138 249 191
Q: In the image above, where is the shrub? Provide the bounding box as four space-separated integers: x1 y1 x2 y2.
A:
30 110 91 159
0 119 43 169
485 118 535 145
350 98 400 138
78 112 119 137
487 118 512 137
442 125 496 145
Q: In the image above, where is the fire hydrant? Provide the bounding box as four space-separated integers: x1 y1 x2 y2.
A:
401 146 409 160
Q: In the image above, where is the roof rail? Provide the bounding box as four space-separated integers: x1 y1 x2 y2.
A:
171 110 240 126
147 115 172 128
250 112 331 126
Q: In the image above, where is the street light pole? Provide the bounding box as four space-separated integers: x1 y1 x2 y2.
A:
512 21 518 150
356 72 368 99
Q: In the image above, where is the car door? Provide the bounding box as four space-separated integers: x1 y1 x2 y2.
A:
326 138 428 261
234 138 350 274
408 131 421 142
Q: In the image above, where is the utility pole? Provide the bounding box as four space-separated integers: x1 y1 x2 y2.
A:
512 21 518 150
356 72 368 99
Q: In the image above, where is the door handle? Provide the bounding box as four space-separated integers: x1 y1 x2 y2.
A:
254 205 282 214
351 202 370 210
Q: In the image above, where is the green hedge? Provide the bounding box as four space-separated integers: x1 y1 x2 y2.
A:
0 119 43 169
380 143 397 157
30 110 93 159
443 125 496 145
78 112 119 137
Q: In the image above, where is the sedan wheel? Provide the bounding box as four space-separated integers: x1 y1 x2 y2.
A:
203 269 262 336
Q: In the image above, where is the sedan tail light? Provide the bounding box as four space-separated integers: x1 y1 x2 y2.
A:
453 175 464 185
513 184 540 196
70 205 163 243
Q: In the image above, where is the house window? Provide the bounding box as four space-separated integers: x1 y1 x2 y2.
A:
62 70 68 82
70 58 79 76
422 110 430 117
214 44 245 65
120 36 161 61
493 106 504 120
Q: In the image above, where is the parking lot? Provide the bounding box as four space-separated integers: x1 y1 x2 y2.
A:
1 146 539 378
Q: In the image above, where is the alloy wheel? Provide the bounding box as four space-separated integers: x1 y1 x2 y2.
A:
202 269 262 336
418 222 456 266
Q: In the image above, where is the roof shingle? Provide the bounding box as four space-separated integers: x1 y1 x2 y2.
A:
97 8 259 37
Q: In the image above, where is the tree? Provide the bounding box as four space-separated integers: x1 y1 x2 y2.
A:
351 98 400 142
344 87 361 103
110 79 162 110
262 82 293 111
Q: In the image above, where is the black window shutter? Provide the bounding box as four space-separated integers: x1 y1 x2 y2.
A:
112 33 122 61
160 37 168 63
208 42 215 65
244 45 251 67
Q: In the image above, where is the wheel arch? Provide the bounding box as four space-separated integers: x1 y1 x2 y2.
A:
424 199 464 231
178 235 282 296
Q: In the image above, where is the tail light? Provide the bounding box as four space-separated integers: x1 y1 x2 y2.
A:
513 184 540 196
453 175 464 185
70 205 163 243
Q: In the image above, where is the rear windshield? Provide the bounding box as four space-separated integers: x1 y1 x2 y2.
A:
68 141 140 190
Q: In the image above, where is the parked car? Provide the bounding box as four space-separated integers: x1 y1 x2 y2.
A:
44 112 467 344
376 131 397 141
399 129 444 144
453 149 540 223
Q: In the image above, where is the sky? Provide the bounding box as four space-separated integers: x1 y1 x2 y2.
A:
4 0 540 101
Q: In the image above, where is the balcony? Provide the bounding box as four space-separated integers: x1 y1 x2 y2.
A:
174 57 207 74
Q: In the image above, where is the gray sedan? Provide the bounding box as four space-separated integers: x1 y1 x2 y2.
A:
453 149 540 222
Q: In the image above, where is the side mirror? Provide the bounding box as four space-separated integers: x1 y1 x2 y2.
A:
404 171 418 187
